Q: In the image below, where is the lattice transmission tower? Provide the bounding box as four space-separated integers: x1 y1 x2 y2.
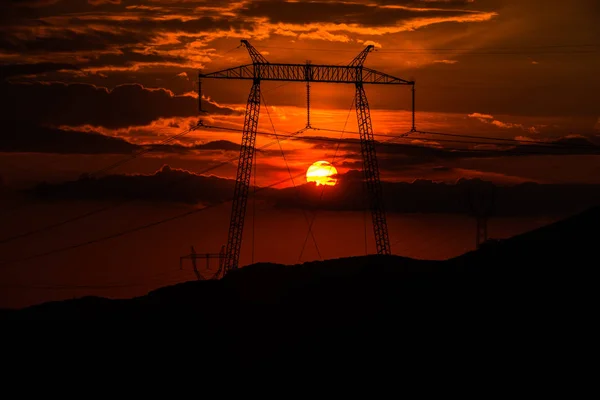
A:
199 40 415 273
467 181 496 249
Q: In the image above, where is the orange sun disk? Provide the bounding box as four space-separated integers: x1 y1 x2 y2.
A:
306 161 338 186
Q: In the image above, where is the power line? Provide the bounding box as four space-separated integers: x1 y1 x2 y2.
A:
0 124 204 245
0 163 319 269
314 126 600 151
0 123 202 220
0 125 309 246
201 124 600 154
261 92 322 260
5 122 590 242
379 50 598 55
1 120 405 267
298 97 355 262
417 130 576 145
314 127 599 150
386 44 600 50
257 44 600 55
2 120 594 268
3 120 596 264
0 200 130 245
220 44 243 57
87 123 201 177
261 44 600 51
420 130 600 149
6 37 592 239
0 205 213 268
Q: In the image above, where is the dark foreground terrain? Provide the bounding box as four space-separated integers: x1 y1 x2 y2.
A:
1 207 597 365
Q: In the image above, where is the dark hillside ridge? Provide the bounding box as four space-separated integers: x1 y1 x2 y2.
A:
1 207 597 363
3 206 598 320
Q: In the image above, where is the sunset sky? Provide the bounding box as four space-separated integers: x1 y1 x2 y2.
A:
1 1 600 307
1 0 599 188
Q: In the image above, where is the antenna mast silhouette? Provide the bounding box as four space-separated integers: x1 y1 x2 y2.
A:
199 40 415 273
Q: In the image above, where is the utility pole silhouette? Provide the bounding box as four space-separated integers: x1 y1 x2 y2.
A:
466 181 496 250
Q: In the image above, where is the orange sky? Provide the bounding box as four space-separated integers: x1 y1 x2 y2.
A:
2 0 599 188
2 1 600 306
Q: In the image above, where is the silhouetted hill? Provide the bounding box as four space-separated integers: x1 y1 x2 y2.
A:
1 207 597 364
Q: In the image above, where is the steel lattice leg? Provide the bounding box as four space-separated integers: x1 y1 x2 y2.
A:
355 83 391 255
224 80 261 271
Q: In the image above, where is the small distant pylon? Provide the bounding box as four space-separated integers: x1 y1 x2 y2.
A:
476 215 488 250
467 181 495 250
180 245 225 280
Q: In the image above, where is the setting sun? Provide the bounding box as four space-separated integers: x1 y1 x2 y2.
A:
306 161 338 186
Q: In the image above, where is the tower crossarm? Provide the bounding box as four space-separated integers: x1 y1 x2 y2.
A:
200 64 413 85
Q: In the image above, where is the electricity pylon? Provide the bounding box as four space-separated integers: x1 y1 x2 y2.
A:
199 40 415 272
467 181 496 249
180 245 226 280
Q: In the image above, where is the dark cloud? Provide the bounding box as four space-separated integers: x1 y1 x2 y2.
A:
304 135 600 170
272 175 600 216
374 0 476 6
0 122 137 154
0 62 79 80
240 0 479 26
30 164 242 204
511 136 600 155
0 119 244 155
0 1 247 73
0 0 595 135
66 16 252 35
148 140 241 154
0 0 136 19
30 165 600 216
549 136 598 148
0 1 245 29
81 48 187 68
194 140 241 152
3 0 59 4
1 81 239 129
0 29 153 54
0 0 492 83
0 1 58 23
